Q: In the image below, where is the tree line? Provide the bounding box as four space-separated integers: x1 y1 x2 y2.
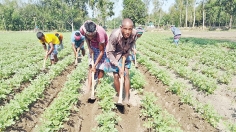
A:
0 0 235 31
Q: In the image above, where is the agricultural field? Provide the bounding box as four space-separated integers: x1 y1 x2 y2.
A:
0 30 236 132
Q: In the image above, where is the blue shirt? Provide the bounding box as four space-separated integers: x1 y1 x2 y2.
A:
71 31 85 47
171 27 181 36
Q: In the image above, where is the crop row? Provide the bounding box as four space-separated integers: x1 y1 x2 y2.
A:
0 48 72 100
136 54 236 131
143 34 236 73
94 76 121 132
138 43 220 94
140 92 182 131
0 54 73 130
37 56 88 131
130 65 183 131
0 46 71 80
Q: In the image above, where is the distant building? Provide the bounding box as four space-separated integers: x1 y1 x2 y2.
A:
147 22 154 28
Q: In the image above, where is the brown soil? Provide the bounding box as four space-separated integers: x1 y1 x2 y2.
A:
181 30 236 42
0 69 48 107
159 30 236 42
160 30 236 127
5 64 75 132
61 78 144 132
5 30 235 132
59 64 217 132
138 64 217 131
6 62 218 132
60 79 101 132
0 53 70 107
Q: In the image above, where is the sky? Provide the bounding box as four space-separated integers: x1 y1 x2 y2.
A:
87 0 176 19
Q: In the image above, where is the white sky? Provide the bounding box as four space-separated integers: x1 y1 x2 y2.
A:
87 0 176 19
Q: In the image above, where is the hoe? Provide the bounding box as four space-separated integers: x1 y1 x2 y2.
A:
116 56 126 106
75 48 82 66
90 53 96 100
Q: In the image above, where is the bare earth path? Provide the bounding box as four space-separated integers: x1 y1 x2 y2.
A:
138 65 217 132
60 64 217 132
5 64 75 132
5 30 235 132
159 30 236 42
5 61 219 132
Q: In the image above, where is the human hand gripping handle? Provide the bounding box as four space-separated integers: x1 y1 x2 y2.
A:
117 56 126 104
89 48 94 57
133 48 137 55
118 56 126 78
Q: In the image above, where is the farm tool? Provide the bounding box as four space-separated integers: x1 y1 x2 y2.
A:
74 48 82 66
89 53 96 101
133 47 138 68
42 52 48 71
134 54 138 68
116 56 126 106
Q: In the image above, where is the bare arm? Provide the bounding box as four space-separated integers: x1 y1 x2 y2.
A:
85 39 90 49
77 41 84 55
72 43 77 58
85 39 93 55
42 43 47 51
94 43 105 67
47 42 54 55
79 41 84 49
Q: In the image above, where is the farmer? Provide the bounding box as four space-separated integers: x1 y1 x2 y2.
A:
80 20 108 92
130 26 144 65
36 32 60 65
71 31 85 58
55 32 64 50
106 18 137 104
170 25 181 45
135 26 144 39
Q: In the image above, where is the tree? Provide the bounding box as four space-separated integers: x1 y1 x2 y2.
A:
152 0 167 28
96 0 114 26
201 0 206 29
184 0 189 27
66 0 88 31
87 0 115 26
88 0 98 18
143 0 151 24
122 0 147 26
106 16 122 29
192 0 197 27
168 0 184 27
0 3 6 30
220 0 236 29
1 0 20 30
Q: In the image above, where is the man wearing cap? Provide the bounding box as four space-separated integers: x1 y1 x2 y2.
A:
135 26 144 39
106 18 137 105
55 32 64 51
36 32 60 65
80 20 108 92
130 26 144 65
71 31 85 59
170 25 181 45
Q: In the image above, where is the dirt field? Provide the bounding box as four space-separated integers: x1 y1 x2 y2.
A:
5 63 219 132
3 30 236 132
160 30 236 42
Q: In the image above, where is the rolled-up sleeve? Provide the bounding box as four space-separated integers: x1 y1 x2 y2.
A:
106 34 119 67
